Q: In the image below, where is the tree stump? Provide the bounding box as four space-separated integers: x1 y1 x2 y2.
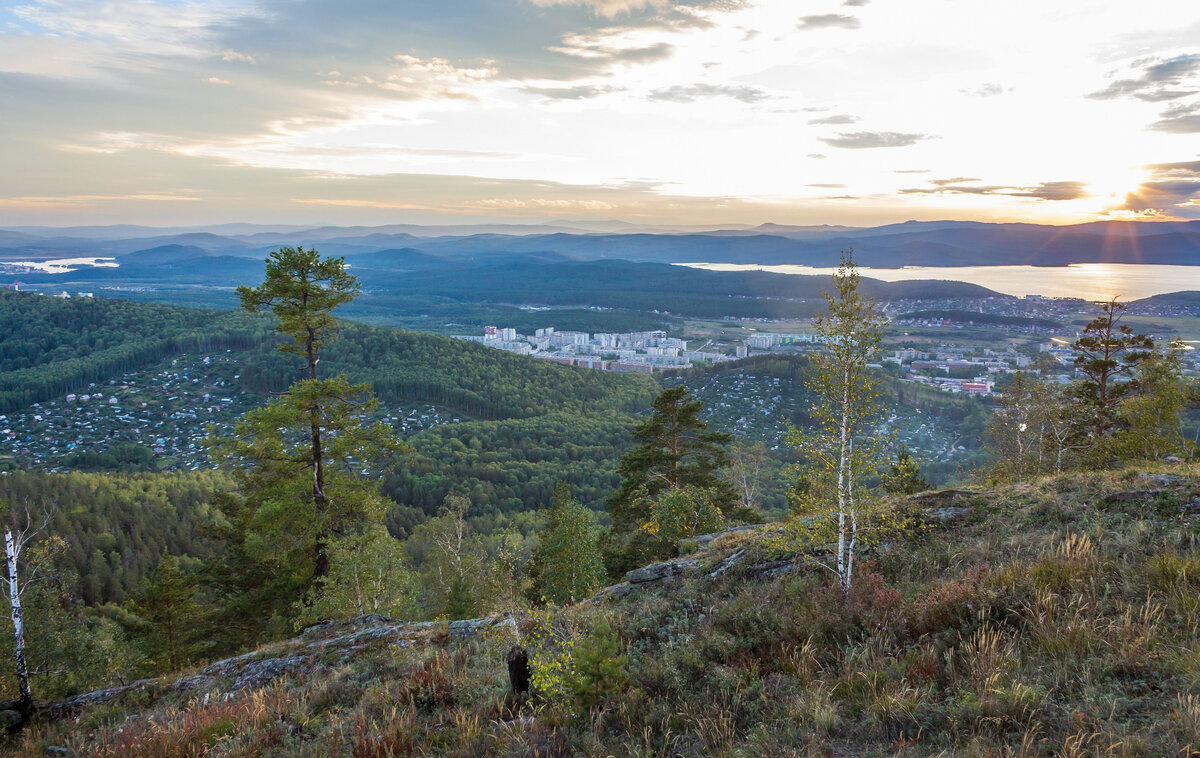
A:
506 645 530 695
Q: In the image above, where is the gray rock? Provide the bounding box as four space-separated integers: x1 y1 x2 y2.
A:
308 624 409 650
201 650 263 678
679 524 760 551
706 549 747 581
1138 473 1185 488
929 506 970 523
231 656 307 691
172 675 213 692
909 489 979 503
44 747 70 757
745 560 796 580
0 709 23 731
626 558 696 584
591 582 639 602
448 616 512 638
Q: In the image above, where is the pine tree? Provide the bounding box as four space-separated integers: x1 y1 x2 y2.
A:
129 554 201 674
236 246 362 579
570 615 626 713
208 248 403 642
881 446 930 496
1070 297 1153 448
530 484 605 606
606 386 736 572
444 574 479 619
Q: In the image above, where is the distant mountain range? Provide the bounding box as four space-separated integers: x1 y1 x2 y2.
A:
3 219 1198 269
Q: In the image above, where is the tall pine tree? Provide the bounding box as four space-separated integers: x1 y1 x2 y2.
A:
605 386 736 573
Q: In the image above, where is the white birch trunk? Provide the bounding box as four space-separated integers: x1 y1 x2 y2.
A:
5 529 31 709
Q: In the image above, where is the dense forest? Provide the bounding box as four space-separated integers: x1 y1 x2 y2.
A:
0 291 271 413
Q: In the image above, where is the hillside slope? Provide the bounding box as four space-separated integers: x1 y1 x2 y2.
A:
13 465 1200 756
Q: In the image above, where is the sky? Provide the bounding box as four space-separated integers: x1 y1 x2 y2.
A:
2 0 1199 227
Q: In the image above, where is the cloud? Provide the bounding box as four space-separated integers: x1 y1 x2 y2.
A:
807 114 858 125
220 50 256 64
1115 181 1200 218
1087 53 1200 102
1111 157 1200 218
960 82 1008 97
818 131 932 149
843 0 870 5
1143 158 1200 177
806 153 827 159
205 77 232 85
798 14 860 30
550 34 676 66
525 0 670 17
1149 101 1200 133
648 82 770 103
807 183 845 188
521 84 623 100
894 169 930 174
900 178 1089 201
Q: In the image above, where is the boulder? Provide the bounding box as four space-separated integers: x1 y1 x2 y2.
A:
0 709 24 732
626 558 696 584
929 506 971 524
231 656 307 691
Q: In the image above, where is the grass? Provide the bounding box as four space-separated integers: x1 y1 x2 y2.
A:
13 464 1200 756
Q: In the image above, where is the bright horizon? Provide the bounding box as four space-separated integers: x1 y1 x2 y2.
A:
2 1 1198 228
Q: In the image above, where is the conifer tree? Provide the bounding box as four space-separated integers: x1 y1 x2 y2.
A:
606 386 736 572
530 484 605 605
209 248 402 641
129 554 201 673
235 246 362 579
570 615 626 713
881 446 930 496
1070 297 1153 447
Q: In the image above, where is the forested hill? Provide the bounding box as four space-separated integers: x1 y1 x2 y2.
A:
0 290 658 419
0 291 271 413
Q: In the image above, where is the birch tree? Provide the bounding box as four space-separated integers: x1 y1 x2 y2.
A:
779 250 888 598
2 502 53 715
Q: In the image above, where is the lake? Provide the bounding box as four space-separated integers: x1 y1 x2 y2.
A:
678 263 1200 301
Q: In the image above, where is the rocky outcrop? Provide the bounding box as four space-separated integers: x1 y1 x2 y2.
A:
41 613 513 722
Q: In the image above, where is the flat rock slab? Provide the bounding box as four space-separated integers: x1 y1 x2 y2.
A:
232 656 307 691
679 524 760 551
929 506 971 523
626 558 697 584
909 489 980 503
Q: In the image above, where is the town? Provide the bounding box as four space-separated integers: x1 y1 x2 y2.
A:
0 352 457 473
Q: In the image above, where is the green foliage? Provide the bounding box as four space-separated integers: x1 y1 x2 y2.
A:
640 486 725 545
1113 339 1193 461
444 575 479 620
569 614 627 713
0 471 226 605
881 446 930 496
127 553 202 674
294 529 419 627
1070 297 1154 444
237 246 360 372
529 484 605 606
783 249 890 596
606 386 736 573
0 290 269 413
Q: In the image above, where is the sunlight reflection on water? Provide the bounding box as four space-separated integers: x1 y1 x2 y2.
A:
679 263 1200 300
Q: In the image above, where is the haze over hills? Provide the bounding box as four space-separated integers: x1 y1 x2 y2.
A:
4 219 1200 270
